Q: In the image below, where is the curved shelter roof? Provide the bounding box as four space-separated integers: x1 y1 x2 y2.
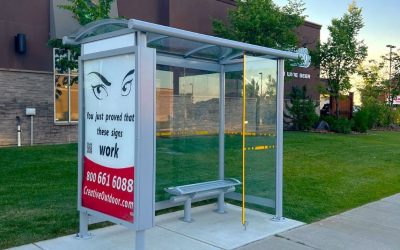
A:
63 19 300 62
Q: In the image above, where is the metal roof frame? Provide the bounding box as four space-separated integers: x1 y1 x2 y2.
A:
63 19 300 61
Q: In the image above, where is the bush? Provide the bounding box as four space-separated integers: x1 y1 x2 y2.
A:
331 118 353 134
320 115 335 127
362 98 397 128
394 108 400 125
285 86 319 130
352 109 369 133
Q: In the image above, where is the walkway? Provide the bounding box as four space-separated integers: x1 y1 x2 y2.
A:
239 193 400 250
8 193 400 250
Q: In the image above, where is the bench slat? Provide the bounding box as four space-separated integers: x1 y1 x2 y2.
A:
165 178 241 196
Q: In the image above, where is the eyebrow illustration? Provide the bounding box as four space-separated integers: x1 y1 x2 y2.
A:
121 69 135 96
89 72 111 100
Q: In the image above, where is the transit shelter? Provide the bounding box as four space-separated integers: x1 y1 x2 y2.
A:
63 19 299 249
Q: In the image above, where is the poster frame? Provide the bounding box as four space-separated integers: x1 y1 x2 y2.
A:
77 38 155 231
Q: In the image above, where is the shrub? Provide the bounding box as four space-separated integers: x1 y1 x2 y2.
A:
320 115 335 127
361 99 397 128
331 118 353 134
394 108 400 125
285 86 319 130
352 109 369 133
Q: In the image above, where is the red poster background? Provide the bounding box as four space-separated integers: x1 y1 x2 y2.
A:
82 157 134 222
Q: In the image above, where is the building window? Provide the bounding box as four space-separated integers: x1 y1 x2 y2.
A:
54 48 79 123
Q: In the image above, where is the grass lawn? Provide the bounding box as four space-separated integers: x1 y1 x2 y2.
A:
1 131 399 248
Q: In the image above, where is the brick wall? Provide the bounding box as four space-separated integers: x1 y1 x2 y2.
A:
0 70 77 146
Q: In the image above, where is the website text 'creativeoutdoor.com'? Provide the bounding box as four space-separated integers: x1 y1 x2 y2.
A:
83 186 133 209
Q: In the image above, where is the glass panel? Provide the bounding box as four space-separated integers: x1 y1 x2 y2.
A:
55 75 69 122
147 33 243 61
149 37 206 57
244 56 277 214
70 75 79 121
190 46 242 61
155 64 220 202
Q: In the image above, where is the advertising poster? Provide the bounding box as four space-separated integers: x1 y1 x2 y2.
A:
82 54 136 222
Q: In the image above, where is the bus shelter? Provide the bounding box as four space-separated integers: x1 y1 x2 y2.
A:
64 19 300 249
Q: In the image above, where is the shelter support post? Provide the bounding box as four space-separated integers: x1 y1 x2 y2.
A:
76 56 92 239
76 212 91 239
135 230 145 250
217 65 226 214
273 59 285 222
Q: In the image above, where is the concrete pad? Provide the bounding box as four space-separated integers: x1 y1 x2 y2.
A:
33 225 218 250
9 204 302 250
7 244 41 250
237 235 314 250
157 204 304 250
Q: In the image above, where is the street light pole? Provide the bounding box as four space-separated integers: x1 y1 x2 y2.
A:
259 72 263 127
386 44 396 106
259 72 263 97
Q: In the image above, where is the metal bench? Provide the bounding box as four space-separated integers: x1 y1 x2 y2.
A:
165 178 241 222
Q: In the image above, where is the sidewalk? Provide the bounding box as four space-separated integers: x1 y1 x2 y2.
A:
7 204 303 250
239 193 400 250
8 193 400 250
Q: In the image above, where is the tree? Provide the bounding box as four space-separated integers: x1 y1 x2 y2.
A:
284 86 318 130
312 1 368 118
357 58 399 128
357 60 385 103
49 0 116 98
49 0 116 71
212 0 306 50
381 49 400 106
59 0 115 26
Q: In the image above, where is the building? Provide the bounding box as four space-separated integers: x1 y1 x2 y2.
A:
0 0 321 146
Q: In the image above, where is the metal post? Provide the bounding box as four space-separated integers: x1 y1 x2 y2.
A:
259 72 263 126
183 198 192 222
273 59 285 222
16 116 21 147
76 54 91 239
386 44 396 106
135 230 145 250
76 212 91 239
217 65 226 213
30 116 33 146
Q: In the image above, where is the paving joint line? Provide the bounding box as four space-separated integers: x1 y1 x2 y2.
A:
32 243 45 250
275 234 321 250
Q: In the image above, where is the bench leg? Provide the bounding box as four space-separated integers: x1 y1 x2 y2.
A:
217 193 225 213
183 198 192 222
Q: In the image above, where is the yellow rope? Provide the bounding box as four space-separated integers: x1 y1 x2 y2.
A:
242 53 246 226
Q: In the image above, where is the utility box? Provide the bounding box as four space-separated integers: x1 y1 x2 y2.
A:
26 108 36 116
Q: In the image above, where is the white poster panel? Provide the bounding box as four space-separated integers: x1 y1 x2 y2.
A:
82 54 136 223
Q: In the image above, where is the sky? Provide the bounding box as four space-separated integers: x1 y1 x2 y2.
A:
274 0 400 60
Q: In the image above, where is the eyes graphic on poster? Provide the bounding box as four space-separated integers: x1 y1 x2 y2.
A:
88 69 135 100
